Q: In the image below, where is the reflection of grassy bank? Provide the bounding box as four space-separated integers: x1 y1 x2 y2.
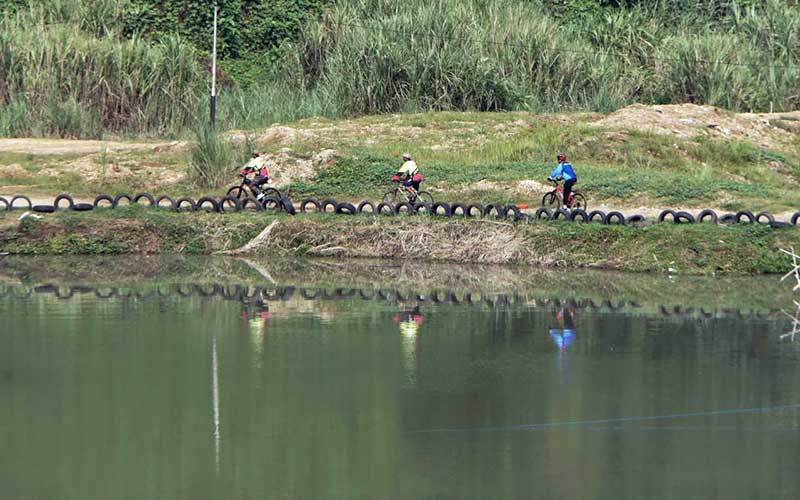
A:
2 208 798 275
0 255 794 312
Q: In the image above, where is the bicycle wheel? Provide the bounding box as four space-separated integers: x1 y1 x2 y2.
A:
382 189 402 204
260 187 281 199
541 191 560 209
417 190 434 206
226 186 247 200
570 192 587 211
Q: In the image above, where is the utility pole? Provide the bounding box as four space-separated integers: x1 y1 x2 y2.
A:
210 2 218 129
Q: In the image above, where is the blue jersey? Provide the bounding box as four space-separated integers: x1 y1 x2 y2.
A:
549 161 576 182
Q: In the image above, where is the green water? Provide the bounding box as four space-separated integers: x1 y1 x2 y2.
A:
1 257 800 500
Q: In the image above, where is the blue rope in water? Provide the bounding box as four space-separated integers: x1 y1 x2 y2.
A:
407 403 800 434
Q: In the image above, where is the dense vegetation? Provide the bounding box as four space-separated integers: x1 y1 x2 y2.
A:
1 0 799 137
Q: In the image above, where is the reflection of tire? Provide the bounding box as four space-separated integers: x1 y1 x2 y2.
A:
466 204 484 217
376 202 395 215
218 195 241 212
133 192 156 206
155 195 176 209
93 194 113 208
175 197 197 211
697 209 718 224
321 198 338 213
73 203 93 211
300 197 321 212
112 193 133 207
588 210 605 223
33 204 56 213
54 193 75 210
534 207 552 220
197 196 220 212
240 197 263 211
658 209 676 223
735 210 755 224
755 211 774 224
604 211 625 225
569 209 589 223
431 202 452 216
395 202 414 215
357 201 375 214
336 202 357 214
674 211 695 224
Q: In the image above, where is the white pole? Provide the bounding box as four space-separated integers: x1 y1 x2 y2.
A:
210 3 218 128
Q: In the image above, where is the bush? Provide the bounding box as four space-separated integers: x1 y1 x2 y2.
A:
188 126 246 189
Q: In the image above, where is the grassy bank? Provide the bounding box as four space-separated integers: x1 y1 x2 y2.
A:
1 207 797 275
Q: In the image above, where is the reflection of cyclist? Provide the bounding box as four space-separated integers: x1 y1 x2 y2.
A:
547 153 577 209
241 296 269 342
393 304 424 384
393 304 424 336
549 307 576 352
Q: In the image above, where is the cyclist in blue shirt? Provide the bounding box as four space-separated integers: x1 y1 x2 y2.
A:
548 153 578 209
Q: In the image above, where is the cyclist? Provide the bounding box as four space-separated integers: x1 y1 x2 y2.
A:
547 153 577 209
392 153 424 202
241 152 270 200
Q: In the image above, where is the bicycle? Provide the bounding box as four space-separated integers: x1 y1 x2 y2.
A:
226 174 281 201
541 179 587 210
382 181 434 206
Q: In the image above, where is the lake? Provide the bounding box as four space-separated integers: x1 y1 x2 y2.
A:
1 256 799 500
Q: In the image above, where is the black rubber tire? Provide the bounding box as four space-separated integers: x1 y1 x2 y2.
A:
755 211 775 224
300 197 321 213
240 197 263 211
280 198 297 215
155 195 176 209
320 198 338 213
175 197 197 211
625 214 646 226
394 201 415 215
413 201 431 215
261 197 282 212
73 203 93 211
53 193 75 210
792 212 800 226
503 205 523 221
218 195 241 213
697 209 718 224
336 202 357 215
133 192 156 206
112 193 133 207
658 209 676 223
735 209 755 224
376 202 395 216
674 211 696 224
569 209 589 223
483 203 504 219
357 201 376 214
93 194 114 208
534 207 552 220
466 204 484 218
32 204 55 213
451 203 468 216
769 221 790 229
10 195 32 210
431 202 452 217
552 208 571 220
719 213 736 224
197 196 220 212
604 211 625 225
587 210 605 223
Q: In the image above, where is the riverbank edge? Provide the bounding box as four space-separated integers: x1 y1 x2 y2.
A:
0 209 797 275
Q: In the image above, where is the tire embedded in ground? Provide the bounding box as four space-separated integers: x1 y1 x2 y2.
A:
658 209 676 223
483 203 504 219
413 201 431 215
534 207 552 220
625 214 646 226
569 209 589 223
674 211 696 224
755 211 774 224
735 209 755 224
73 203 93 211
320 198 338 213
53 193 75 210
357 201 375 214
502 205 522 221
218 195 241 212
551 208 570 220
300 197 321 213
450 203 468 216
133 192 156 206
240 197 263 211
175 197 197 211
93 194 114 208
196 196 220 212
279 197 297 215
603 211 625 225
335 202 357 215
155 195 176 209
431 202 452 217
697 209 718 224
376 202 395 215
466 204 484 218
587 210 605 223
32 204 56 213
112 193 133 208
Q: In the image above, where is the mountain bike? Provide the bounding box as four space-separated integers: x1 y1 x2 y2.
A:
542 179 587 210
382 181 434 205
226 174 281 201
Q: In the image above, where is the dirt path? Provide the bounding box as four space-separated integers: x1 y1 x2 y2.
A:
0 138 184 155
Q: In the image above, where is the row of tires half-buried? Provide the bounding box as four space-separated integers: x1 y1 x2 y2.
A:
3 193 798 228
1 283 781 319
0 193 297 214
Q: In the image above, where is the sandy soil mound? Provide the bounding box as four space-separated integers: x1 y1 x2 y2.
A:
592 104 800 148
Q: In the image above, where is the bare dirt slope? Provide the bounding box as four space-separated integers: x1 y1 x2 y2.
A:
0 138 184 155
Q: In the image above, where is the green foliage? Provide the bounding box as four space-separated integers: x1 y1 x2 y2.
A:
188 125 247 188
311 153 395 195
